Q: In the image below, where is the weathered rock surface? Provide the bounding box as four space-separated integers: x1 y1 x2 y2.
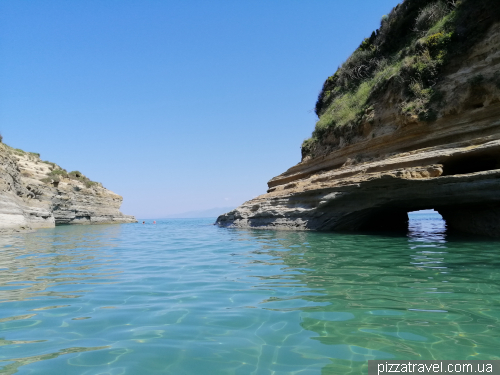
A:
0 144 136 233
217 23 500 237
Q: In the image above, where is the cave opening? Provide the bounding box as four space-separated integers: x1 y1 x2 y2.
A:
334 196 499 237
357 208 410 232
348 204 500 238
356 208 446 236
441 152 500 176
407 209 446 239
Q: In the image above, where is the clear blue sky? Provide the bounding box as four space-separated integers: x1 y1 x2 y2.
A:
1 0 399 218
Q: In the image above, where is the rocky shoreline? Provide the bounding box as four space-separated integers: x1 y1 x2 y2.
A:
0 144 136 234
217 22 500 238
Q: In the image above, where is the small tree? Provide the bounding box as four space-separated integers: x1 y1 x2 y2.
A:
0 134 3 143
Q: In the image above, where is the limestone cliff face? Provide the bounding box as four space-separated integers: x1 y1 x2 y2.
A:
217 22 500 237
0 144 136 233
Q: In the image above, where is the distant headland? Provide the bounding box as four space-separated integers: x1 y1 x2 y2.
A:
0 142 136 233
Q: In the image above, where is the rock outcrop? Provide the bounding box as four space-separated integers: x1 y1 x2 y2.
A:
0 144 136 233
217 20 500 237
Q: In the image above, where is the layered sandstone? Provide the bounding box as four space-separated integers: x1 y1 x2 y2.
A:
0 144 136 233
217 22 500 237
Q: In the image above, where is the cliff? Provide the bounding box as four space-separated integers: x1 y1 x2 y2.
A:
217 0 500 237
0 143 136 233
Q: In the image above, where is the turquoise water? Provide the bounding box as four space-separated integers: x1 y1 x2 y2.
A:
1 213 499 374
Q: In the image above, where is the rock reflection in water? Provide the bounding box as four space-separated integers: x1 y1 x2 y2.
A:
242 212 500 373
0 224 122 303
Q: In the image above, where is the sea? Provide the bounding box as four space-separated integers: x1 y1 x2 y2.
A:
1 212 499 374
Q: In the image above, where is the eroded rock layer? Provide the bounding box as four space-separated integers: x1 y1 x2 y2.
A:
0 144 136 233
217 23 500 237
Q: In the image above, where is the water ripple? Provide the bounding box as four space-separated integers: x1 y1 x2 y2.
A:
0 216 499 374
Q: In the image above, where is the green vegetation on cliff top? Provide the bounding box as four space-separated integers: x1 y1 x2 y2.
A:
41 169 99 188
302 0 500 158
1 142 100 188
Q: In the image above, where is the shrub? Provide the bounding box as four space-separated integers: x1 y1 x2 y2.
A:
42 161 56 169
0 134 3 143
41 176 60 184
414 1 451 34
301 137 316 155
42 169 100 188
65 170 100 188
48 169 68 179
68 171 83 179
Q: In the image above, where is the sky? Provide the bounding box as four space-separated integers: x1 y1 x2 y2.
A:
0 0 400 219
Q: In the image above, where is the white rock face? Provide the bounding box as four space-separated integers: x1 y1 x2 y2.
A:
0 144 136 233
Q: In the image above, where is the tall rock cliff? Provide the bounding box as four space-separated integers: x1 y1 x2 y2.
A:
217 0 500 237
0 143 136 233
